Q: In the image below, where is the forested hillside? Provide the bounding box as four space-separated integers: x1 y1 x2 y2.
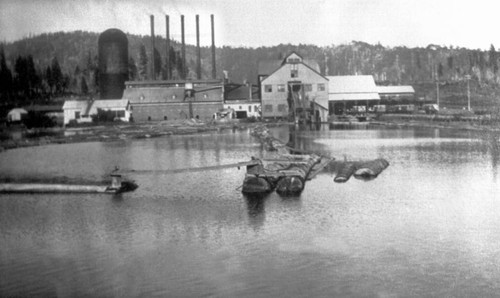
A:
1 31 500 110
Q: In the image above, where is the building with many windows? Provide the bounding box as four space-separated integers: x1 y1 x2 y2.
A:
123 79 224 122
258 52 329 123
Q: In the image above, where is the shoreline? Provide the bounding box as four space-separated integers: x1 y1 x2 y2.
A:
1 117 500 152
0 119 272 152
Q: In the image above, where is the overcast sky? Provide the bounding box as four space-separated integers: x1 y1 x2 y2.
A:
0 0 498 50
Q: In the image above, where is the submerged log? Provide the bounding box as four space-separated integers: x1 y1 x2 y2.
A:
334 162 357 183
353 158 390 178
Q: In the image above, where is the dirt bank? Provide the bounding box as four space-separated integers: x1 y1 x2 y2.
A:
0 119 265 152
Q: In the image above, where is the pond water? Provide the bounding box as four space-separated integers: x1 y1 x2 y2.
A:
1 124 500 297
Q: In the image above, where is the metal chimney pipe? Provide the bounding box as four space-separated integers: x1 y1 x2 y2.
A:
181 15 186 80
196 15 201 79
150 15 156 80
211 14 216 79
165 15 170 80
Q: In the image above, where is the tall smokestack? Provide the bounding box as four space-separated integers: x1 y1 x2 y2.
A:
150 15 156 80
165 15 170 80
211 14 216 79
181 15 186 80
196 15 201 79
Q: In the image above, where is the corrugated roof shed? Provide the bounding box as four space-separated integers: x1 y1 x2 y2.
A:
327 75 380 101
327 75 378 93
377 85 415 94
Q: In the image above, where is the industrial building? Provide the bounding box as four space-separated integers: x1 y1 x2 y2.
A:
62 99 131 125
377 85 415 102
258 52 329 123
327 75 380 115
223 83 260 119
123 80 223 121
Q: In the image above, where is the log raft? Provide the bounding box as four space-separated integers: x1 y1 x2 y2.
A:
242 154 326 195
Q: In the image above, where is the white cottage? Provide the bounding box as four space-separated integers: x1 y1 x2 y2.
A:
63 99 131 125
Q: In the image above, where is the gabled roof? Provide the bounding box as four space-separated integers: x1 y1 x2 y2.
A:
259 52 327 83
377 85 415 94
284 51 303 61
258 60 283 76
225 84 259 101
303 59 320 73
258 56 321 76
327 75 380 101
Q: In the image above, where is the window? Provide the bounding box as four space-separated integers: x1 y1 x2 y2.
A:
75 111 80 119
290 64 298 78
265 85 272 93
264 104 273 112
239 106 242 110
117 110 125 118
248 106 252 112
318 83 325 91
277 84 286 92
278 104 287 112
304 84 312 92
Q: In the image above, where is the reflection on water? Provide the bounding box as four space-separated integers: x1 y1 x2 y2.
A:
1 125 500 297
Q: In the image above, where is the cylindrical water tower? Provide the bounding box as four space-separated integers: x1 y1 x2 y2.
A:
98 28 128 99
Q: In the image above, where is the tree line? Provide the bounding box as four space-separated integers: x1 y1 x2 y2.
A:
2 31 500 107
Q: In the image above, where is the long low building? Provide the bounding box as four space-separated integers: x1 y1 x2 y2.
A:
327 75 380 115
377 85 415 102
123 79 224 122
63 99 131 125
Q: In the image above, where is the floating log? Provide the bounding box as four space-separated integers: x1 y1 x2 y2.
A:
276 174 305 195
334 162 357 183
353 158 389 178
241 175 274 194
0 174 137 194
242 154 322 196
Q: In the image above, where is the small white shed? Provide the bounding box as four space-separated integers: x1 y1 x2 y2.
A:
7 108 28 122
